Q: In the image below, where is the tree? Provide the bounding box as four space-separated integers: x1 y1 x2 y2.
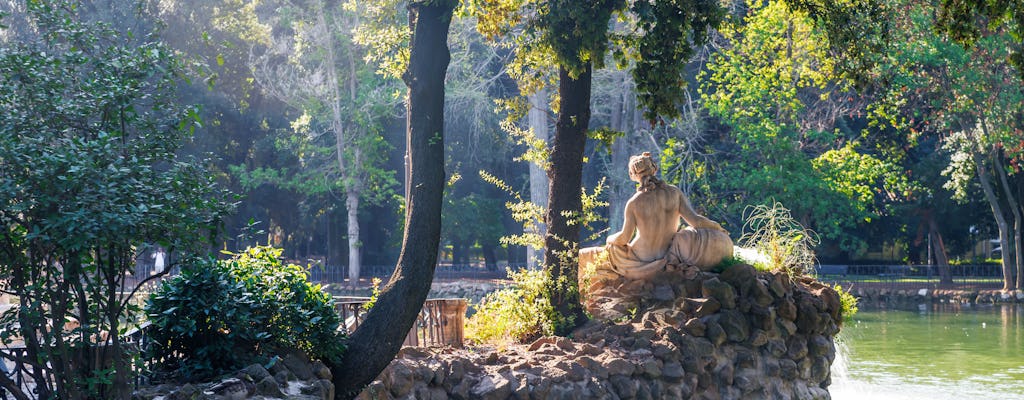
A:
470 0 725 334
249 0 399 283
701 0 909 256
872 0 1024 289
0 1 228 398
326 0 455 397
935 0 1024 79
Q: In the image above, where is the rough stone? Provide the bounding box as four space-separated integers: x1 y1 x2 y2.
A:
684 317 707 337
795 299 822 334
705 319 727 346
787 336 809 360
777 299 797 321
470 374 512 400
808 335 833 359
718 309 750 343
653 284 676 302
662 361 685 380
241 364 272 382
611 374 638 399
255 376 284 398
167 384 198 400
720 263 757 295
702 278 738 309
780 359 799 380
384 361 415 397
603 357 636 376
282 351 315 381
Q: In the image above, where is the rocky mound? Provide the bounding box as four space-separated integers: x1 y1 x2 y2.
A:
134 350 336 400
359 264 843 400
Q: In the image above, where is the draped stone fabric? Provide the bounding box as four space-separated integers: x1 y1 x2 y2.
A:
580 227 734 287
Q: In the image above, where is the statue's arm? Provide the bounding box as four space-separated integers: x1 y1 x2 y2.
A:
607 201 637 246
678 190 725 231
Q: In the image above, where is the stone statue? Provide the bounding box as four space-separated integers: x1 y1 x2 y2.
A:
580 152 733 285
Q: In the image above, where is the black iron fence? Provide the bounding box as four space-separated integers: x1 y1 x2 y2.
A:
335 297 467 347
0 296 467 398
814 264 1007 289
306 263 517 284
0 321 153 399
125 260 519 290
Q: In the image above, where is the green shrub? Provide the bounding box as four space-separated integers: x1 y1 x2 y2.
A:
833 284 859 324
711 256 749 273
145 246 345 379
465 268 557 346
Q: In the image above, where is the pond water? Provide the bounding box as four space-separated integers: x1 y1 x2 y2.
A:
831 305 1024 400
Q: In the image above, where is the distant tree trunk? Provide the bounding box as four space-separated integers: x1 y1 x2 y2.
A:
346 185 361 284
925 213 952 284
328 1 454 398
543 65 592 335
609 73 629 234
993 148 1022 290
318 0 363 285
451 240 467 265
482 245 497 270
527 89 549 269
974 146 1016 291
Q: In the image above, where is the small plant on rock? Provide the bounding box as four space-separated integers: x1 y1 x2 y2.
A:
739 201 819 278
145 246 345 379
833 284 859 323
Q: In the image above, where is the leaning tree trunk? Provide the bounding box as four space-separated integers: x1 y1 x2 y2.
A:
543 65 592 335
974 148 1015 291
328 1 454 398
993 150 1022 290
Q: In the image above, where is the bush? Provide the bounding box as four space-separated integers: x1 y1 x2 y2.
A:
833 284 859 324
145 246 345 379
739 201 819 278
465 268 557 346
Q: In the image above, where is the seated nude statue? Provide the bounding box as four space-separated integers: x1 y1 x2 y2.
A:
580 152 733 284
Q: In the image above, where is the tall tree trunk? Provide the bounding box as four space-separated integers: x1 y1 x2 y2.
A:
543 65 592 335
609 72 632 233
974 147 1015 291
993 149 1022 290
318 0 363 285
328 1 454 398
346 185 361 284
527 89 549 269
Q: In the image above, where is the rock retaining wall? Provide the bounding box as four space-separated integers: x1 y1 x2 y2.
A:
850 287 1024 308
358 265 842 400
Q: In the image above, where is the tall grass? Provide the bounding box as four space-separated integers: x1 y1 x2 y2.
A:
739 201 819 278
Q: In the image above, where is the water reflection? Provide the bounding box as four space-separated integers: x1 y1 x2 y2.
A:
831 304 1024 400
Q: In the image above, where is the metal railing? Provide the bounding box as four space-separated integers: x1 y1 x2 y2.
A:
308 263 517 285
335 297 467 348
126 261 519 289
0 321 153 399
814 264 1007 289
0 295 467 398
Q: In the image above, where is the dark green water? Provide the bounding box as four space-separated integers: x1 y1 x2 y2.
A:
831 305 1024 400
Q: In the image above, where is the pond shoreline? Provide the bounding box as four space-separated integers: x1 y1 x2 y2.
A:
850 286 1024 309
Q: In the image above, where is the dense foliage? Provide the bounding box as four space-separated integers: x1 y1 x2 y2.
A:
465 268 558 345
0 1 228 398
145 246 345 379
